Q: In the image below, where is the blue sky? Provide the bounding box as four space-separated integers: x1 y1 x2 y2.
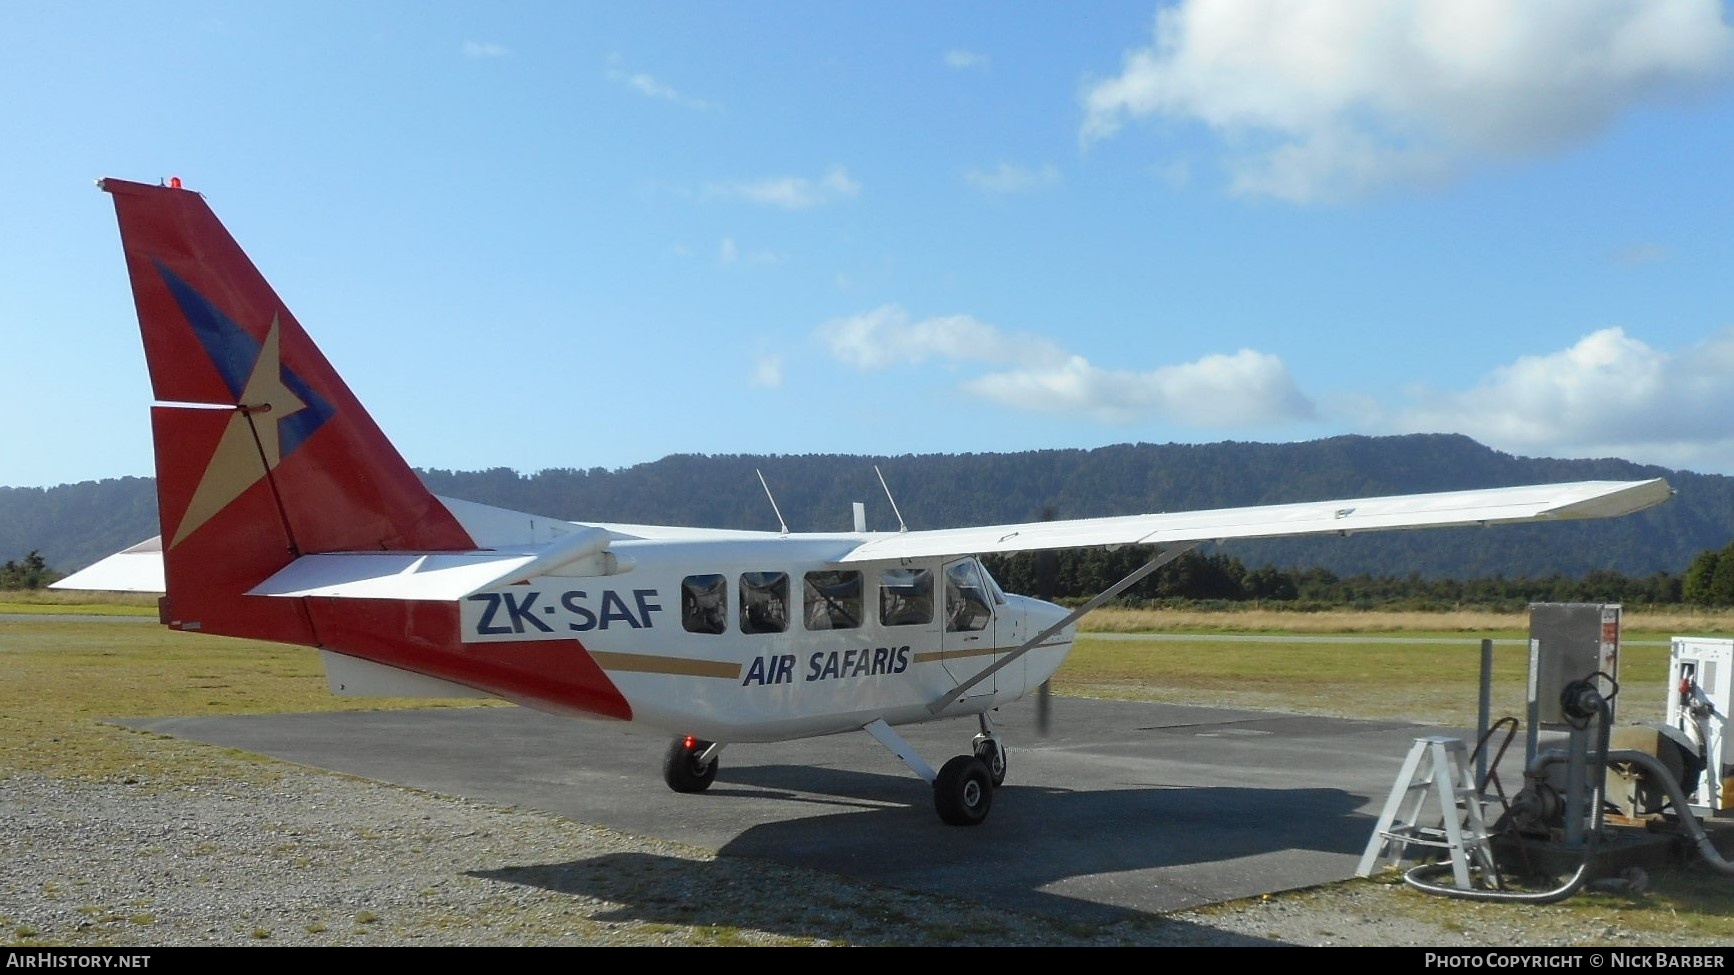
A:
4 1 1734 489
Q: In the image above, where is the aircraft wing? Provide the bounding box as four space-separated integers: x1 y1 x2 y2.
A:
835 478 1673 563
53 478 1672 594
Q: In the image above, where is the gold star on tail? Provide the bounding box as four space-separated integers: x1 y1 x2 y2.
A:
171 316 309 548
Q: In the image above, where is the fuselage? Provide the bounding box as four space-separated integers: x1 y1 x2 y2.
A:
448 530 1077 742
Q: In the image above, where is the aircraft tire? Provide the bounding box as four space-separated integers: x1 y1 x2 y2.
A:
974 739 1007 786
934 755 993 826
663 737 719 793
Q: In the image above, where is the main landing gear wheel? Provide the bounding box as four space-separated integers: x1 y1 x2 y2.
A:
663 736 718 793
934 755 994 826
973 738 1007 787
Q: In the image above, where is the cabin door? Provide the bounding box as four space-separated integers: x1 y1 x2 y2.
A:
939 557 998 699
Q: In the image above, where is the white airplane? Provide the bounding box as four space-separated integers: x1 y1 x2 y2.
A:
58 177 1675 826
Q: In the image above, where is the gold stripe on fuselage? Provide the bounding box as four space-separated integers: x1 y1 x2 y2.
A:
592 639 1071 680
589 652 742 679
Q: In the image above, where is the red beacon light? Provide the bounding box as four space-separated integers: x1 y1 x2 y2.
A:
168 176 182 189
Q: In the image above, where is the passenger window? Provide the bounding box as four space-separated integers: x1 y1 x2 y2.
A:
739 571 789 634
680 574 727 635
804 570 863 630
879 567 933 626
945 560 992 633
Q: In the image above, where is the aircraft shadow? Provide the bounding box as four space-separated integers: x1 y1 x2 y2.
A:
469 851 1288 946
697 765 1374 921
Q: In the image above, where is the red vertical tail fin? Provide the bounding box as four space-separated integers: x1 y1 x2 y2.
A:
101 178 475 642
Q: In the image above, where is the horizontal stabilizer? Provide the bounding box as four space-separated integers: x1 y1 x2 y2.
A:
249 552 551 600
249 529 631 601
51 537 166 593
52 520 632 602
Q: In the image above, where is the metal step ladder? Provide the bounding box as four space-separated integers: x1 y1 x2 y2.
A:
1357 736 1498 889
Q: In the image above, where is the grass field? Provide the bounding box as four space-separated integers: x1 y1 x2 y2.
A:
0 609 504 784
0 589 157 616
5 598 1732 777
4 598 1733 942
1055 605 1734 725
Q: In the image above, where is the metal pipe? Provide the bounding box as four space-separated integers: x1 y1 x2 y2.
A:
1478 638 1492 787
1596 749 1734 876
1407 708 1734 902
1525 638 1541 767
1404 695 1612 903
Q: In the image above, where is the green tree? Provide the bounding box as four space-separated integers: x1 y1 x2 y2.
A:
1244 565 1299 601
1707 542 1734 606
1685 549 1722 605
0 550 53 590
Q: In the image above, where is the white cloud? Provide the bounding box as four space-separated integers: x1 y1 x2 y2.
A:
817 305 1064 370
822 167 861 196
817 305 1315 427
752 354 784 388
1080 0 1734 203
718 237 780 267
965 350 1316 426
966 162 1061 194
462 41 510 59
1371 326 1734 470
1154 160 1192 189
708 166 861 209
946 49 989 70
605 55 712 110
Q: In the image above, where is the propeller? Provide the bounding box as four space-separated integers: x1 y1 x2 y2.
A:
1034 506 1058 738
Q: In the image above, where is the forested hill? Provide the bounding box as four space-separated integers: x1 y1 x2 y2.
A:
5 434 1727 579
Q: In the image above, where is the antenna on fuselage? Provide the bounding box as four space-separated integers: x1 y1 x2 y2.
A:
756 469 789 535
874 465 908 533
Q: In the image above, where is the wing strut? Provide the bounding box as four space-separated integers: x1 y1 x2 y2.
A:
926 542 1199 715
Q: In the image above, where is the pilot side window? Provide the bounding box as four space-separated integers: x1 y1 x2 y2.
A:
680 574 728 635
803 570 863 630
739 571 789 634
944 559 992 633
878 567 933 626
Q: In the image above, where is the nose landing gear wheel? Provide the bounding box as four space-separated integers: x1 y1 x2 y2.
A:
663 736 718 793
934 755 994 826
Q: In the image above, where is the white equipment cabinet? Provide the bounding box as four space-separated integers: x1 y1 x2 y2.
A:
1667 637 1733 814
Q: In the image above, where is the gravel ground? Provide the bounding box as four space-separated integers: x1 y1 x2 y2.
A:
4 765 1733 949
